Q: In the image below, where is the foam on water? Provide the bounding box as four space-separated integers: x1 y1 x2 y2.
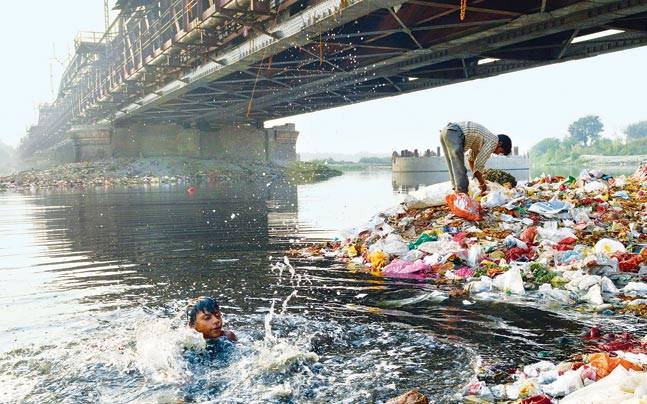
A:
0 292 477 403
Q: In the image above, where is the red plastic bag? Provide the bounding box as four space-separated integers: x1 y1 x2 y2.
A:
446 193 481 221
521 395 552 404
519 226 538 245
614 252 644 272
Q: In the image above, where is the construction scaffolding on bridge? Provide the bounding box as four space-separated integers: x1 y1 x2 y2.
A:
21 0 647 157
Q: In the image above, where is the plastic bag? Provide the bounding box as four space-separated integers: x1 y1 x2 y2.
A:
582 284 604 306
519 226 538 245
587 352 642 379
492 267 525 295
370 233 409 257
481 190 510 209
401 249 424 262
622 282 647 297
537 225 576 243
467 245 484 267
615 252 644 272
528 200 573 218
403 181 455 209
404 179 482 209
408 232 438 250
368 250 389 271
560 366 647 404
382 258 429 275
594 238 626 256
538 284 574 304
542 368 583 397
446 193 481 221
417 240 462 255
584 180 608 193
466 276 493 293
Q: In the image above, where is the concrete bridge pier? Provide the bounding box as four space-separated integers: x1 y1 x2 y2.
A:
67 122 298 164
69 125 113 161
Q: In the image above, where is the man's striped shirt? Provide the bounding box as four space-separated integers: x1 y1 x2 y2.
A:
456 121 498 173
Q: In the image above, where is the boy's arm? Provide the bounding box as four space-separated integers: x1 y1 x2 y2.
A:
224 330 238 342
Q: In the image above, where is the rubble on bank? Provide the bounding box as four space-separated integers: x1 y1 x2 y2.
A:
0 158 338 191
293 163 647 402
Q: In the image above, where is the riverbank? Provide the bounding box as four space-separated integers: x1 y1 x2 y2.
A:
295 163 647 402
532 154 646 169
0 158 341 191
576 154 647 167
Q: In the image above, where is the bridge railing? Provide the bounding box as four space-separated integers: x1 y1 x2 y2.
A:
28 0 269 153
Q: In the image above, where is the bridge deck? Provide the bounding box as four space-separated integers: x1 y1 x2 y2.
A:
21 0 647 156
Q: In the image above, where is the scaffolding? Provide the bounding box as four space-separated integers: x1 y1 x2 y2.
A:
21 0 276 156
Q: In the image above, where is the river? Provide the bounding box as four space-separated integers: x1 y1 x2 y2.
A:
0 168 641 403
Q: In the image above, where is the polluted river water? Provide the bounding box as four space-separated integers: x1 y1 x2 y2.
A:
0 169 644 403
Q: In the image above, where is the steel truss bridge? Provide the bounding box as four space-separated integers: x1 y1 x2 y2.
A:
21 0 647 156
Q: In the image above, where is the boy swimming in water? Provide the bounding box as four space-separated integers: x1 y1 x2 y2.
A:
187 296 237 342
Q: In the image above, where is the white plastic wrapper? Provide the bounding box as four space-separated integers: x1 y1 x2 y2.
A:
492 267 525 295
584 180 608 193
560 366 647 404
593 238 626 256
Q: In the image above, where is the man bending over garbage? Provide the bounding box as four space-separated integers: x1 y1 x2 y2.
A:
188 296 237 342
439 121 512 194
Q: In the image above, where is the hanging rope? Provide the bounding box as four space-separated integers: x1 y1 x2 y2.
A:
248 8 282 117
319 24 324 65
460 0 467 21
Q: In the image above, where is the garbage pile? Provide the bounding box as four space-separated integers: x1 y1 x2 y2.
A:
297 164 647 318
0 158 284 191
463 327 647 403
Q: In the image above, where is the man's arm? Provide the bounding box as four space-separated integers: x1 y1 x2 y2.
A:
474 170 487 193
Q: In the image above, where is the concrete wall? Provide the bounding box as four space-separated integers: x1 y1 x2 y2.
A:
70 125 113 161
71 122 298 163
112 123 201 158
265 123 299 164
201 124 267 160
392 155 530 172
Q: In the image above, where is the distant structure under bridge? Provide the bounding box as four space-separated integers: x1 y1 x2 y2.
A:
391 146 530 189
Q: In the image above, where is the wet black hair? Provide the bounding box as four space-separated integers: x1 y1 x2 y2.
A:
497 134 512 156
187 296 220 326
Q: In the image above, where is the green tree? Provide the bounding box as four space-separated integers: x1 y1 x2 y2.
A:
625 121 647 140
530 137 561 157
568 115 603 146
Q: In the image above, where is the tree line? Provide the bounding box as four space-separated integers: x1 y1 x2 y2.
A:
530 116 647 165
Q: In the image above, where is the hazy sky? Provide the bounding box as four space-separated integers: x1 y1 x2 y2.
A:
1 1 646 154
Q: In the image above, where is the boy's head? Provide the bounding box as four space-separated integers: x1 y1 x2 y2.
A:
495 134 512 156
187 296 223 339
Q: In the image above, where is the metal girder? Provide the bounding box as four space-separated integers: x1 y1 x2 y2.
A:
406 0 523 17
318 18 512 42
371 32 647 94
389 8 423 49
111 0 409 121
194 0 647 122
248 31 647 118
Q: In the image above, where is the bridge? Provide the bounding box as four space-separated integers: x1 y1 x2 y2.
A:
21 0 647 161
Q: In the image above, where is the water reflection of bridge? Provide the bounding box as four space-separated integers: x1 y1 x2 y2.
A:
23 180 299 297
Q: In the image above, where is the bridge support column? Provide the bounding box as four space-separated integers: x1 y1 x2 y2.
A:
69 125 113 162
264 124 299 164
